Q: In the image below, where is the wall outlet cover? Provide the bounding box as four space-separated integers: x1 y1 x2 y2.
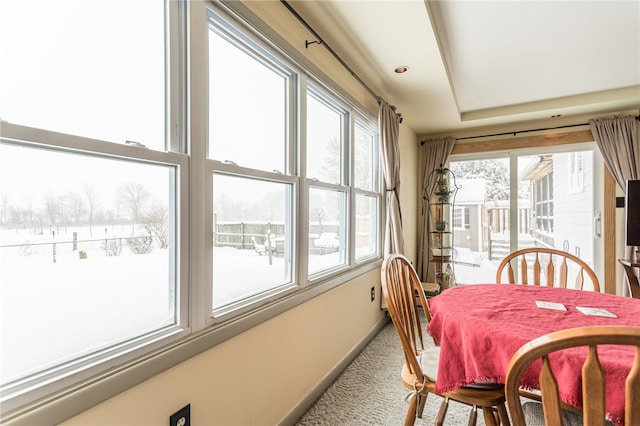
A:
170 404 190 426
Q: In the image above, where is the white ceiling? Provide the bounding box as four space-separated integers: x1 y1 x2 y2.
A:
288 0 640 136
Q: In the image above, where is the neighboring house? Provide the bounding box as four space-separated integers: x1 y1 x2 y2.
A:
520 151 595 266
452 178 486 253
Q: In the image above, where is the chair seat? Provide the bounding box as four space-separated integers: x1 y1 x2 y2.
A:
417 346 502 390
417 347 440 381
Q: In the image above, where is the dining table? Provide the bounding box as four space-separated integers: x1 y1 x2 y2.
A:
427 284 640 426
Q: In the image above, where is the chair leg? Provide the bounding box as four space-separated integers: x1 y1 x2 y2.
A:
467 405 478 426
482 407 498 426
435 397 449 426
497 404 511 426
404 394 418 426
416 393 427 418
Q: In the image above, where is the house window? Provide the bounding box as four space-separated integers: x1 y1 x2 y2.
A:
308 187 347 274
353 121 379 260
307 87 349 275
533 174 554 233
0 0 188 414
0 0 381 419
207 11 298 316
207 16 291 173
569 151 585 191
306 90 345 184
452 207 470 230
205 10 381 312
450 144 600 285
211 174 294 311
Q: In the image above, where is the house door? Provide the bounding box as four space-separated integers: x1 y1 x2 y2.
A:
449 142 603 285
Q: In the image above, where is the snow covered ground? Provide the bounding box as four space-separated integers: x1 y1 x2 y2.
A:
0 226 344 384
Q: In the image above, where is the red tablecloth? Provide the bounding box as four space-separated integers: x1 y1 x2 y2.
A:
427 284 640 425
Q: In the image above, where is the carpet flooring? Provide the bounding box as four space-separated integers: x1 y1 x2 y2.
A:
295 317 498 425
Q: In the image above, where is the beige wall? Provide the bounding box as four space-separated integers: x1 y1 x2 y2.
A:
61 270 385 426
58 2 419 425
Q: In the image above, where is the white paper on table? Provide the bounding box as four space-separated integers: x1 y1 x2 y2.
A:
576 306 617 318
535 300 567 311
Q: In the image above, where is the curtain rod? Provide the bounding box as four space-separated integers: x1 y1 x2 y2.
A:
423 115 640 144
279 0 382 105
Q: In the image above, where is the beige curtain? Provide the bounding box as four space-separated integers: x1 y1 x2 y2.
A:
589 115 639 188
589 115 639 293
416 137 456 282
379 101 404 256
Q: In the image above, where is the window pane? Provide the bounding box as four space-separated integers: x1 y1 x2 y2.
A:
212 174 292 310
354 123 375 190
521 151 594 265
308 187 346 275
306 93 344 183
0 1 166 150
449 158 510 284
208 22 289 173
355 194 377 259
450 149 597 285
0 141 176 386
452 207 463 229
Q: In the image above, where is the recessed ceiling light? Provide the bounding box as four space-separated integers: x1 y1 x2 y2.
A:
394 66 409 74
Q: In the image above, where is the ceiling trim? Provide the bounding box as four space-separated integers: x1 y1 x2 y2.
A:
461 86 640 122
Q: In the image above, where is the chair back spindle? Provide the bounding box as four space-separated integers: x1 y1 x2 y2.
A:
496 247 600 292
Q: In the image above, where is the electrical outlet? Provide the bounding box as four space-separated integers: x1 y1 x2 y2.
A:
370 286 375 302
170 404 190 426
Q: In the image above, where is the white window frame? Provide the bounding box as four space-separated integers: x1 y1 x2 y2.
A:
352 118 381 263
450 141 603 285
0 1 383 423
0 124 191 416
452 206 470 230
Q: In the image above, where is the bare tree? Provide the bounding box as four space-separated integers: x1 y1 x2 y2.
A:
143 200 169 249
8 204 26 231
83 184 100 236
117 183 150 234
44 192 58 232
0 192 8 226
64 191 85 228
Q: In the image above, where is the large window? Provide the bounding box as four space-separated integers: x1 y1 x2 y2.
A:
449 144 602 285
0 0 381 421
0 0 187 416
307 88 349 276
353 121 380 260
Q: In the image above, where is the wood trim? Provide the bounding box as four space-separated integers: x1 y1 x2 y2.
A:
604 168 616 294
452 129 594 155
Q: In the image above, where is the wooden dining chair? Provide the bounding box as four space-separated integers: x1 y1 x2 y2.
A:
496 247 600 292
505 325 640 426
381 253 510 426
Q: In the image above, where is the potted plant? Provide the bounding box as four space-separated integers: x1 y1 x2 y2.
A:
435 220 448 231
435 166 453 203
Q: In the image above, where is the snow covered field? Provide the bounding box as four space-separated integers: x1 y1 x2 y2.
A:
0 227 343 384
